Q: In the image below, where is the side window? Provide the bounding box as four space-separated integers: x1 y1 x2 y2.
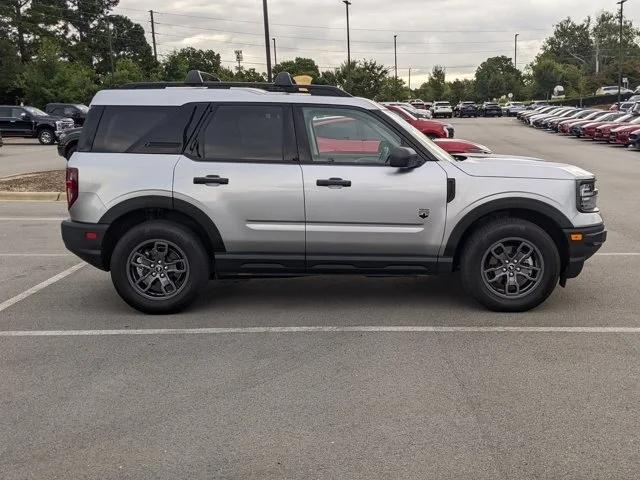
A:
301 107 401 165
63 107 76 116
202 105 284 162
11 108 25 118
0 107 10 117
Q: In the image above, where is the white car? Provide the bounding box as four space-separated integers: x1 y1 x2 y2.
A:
596 86 633 96
431 101 453 118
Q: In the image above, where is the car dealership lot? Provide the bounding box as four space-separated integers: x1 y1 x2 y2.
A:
0 138 64 178
2 118 640 479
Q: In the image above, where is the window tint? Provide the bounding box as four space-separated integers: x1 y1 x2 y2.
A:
302 107 401 165
63 107 76 116
11 108 25 118
203 105 284 162
0 107 10 117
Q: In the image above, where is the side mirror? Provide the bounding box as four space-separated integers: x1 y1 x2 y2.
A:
389 146 419 168
20 112 30 120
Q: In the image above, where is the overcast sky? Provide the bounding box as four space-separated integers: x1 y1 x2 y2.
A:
114 0 639 85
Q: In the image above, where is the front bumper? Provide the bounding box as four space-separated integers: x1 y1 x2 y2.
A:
560 223 607 285
61 220 110 270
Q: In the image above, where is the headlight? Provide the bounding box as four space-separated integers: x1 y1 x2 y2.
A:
577 179 598 212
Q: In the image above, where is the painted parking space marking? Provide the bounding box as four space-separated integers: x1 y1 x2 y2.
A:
2 326 640 337
0 262 85 314
0 217 66 221
0 253 73 257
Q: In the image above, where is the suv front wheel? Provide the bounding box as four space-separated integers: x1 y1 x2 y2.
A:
110 220 210 313
460 218 560 312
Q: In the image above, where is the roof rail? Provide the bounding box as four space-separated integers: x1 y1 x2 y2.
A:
117 71 351 97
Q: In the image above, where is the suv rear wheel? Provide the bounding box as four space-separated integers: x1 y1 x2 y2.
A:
110 220 210 313
460 218 560 312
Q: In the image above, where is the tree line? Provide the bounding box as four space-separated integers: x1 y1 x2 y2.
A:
1 1 638 107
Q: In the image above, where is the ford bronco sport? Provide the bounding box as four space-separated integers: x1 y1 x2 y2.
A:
61 71 606 314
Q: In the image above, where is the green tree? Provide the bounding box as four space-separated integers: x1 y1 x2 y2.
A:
102 57 144 88
233 67 266 82
335 60 388 98
475 56 523 100
376 77 409 101
273 57 320 81
426 65 447 100
530 57 565 99
447 78 475 104
0 0 37 61
162 47 226 81
0 38 22 103
17 38 96 106
541 17 594 69
315 70 338 86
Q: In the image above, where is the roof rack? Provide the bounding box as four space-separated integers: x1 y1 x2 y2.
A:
118 70 351 97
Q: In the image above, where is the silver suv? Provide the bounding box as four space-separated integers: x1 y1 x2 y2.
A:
61 71 606 314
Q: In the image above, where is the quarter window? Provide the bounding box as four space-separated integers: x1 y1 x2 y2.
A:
202 105 284 162
301 107 401 165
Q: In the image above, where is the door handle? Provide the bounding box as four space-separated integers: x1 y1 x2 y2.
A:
193 175 229 185
316 177 351 187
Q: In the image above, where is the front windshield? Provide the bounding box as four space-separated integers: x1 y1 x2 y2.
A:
380 108 454 163
23 106 47 116
615 114 634 123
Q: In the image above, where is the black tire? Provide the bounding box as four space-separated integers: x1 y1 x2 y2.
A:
64 143 77 161
37 128 55 145
460 218 560 312
110 220 210 314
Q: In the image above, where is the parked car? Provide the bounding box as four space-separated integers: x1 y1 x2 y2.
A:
595 86 633 96
594 114 640 142
571 112 625 137
44 103 89 127
532 108 578 129
502 102 526 117
432 138 491 154
480 102 502 117
610 122 640 145
0 105 75 144
408 99 428 110
61 70 605 314
385 105 454 138
519 105 556 122
627 128 640 148
57 127 82 159
454 101 478 118
0 130 3 148
381 102 432 119
431 101 453 118
554 109 600 133
558 110 607 135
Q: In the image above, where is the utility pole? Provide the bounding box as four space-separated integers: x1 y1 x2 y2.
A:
343 1 352 85
617 0 627 104
262 0 272 82
149 10 157 62
393 34 398 81
595 39 600 74
408 67 411 92
272 38 277 66
514 33 519 69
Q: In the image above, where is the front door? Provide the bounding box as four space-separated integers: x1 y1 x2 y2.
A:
173 103 305 275
295 105 448 274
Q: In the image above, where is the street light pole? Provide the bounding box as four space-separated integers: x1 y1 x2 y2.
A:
408 67 411 91
617 0 627 104
272 37 277 66
343 1 351 85
394 34 398 81
514 33 519 69
262 0 272 82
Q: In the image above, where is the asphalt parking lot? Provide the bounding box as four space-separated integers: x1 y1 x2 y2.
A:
0 138 64 178
2 117 640 479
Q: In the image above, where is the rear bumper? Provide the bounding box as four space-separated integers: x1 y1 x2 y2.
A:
561 223 607 284
61 220 110 270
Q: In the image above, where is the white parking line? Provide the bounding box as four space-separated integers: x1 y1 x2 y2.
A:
0 217 66 221
0 262 85 314
2 326 640 337
0 253 73 257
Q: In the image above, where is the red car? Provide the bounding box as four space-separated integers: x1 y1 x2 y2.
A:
432 138 492 154
385 105 454 138
581 112 632 139
594 114 640 142
558 110 606 134
610 123 640 145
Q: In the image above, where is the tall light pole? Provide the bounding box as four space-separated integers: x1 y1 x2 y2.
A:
514 33 519 69
617 0 627 104
272 37 277 66
343 1 351 85
262 0 272 82
408 67 411 91
393 34 398 81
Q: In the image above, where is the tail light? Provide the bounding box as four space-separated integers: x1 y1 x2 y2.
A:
66 167 78 208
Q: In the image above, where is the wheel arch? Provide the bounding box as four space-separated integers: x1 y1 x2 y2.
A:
444 198 572 270
99 196 225 271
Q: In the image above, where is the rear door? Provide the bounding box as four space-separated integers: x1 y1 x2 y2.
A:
173 103 305 275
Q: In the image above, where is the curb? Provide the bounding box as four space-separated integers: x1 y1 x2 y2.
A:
0 191 66 202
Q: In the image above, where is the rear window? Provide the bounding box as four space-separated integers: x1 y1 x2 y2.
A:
90 104 206 154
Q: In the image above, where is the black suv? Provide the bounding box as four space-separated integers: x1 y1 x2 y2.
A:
45 103 89 127
480 102 503 117
454 101 478 118
0 105 75 144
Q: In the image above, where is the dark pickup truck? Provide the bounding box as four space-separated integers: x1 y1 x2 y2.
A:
0 105 75 144
45 103 89 127
454 101 478 118
480 102 503 117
